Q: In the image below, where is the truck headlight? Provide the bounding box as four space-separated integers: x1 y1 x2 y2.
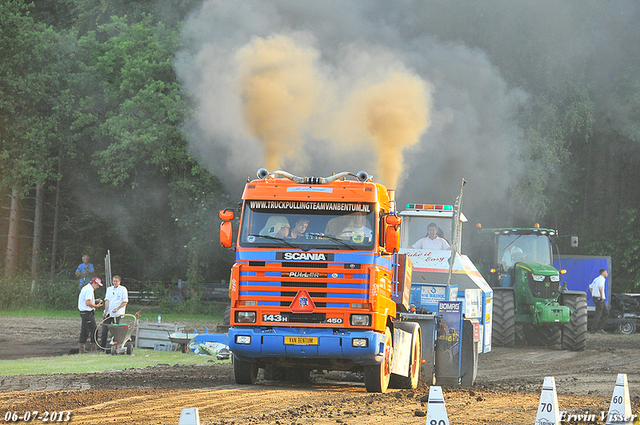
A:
235 335 251 344
352 338 369 347
350 314 371 326
550 275 560 282
532 274 545 282
236 311 256 323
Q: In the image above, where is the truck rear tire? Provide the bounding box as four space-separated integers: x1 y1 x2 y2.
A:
390 322 421 389
233 355 258 384
492 288 516 347
284 367 311 383
263 364 285 381
223 305 231 326
561 293 588 351
364 326 392 393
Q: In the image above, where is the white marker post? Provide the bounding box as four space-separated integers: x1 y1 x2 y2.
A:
535 376 560 425
605 373 634 425
178 407 200 425
425 385 450 425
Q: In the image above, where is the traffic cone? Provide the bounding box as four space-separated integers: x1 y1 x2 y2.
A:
178 407 200 425
425 386 450 425
605 374 633 425
535 376 560 424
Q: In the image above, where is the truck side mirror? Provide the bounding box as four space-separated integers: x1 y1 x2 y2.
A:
219 209 235 221
385 214 402 253
219 209 235 248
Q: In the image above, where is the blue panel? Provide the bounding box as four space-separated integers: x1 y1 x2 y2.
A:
553 255 612 307
265 271 281 277
258 301 280 306
327 303 350 308
240 271 257 277
285 344 319 356
318 337 342 356
240 291 277 297
327 293 367 299
352 274 369 279
241 281 281 287
261 335 286 355
328 283 368 289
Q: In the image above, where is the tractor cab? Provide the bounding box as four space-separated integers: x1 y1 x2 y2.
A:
475 227 559 291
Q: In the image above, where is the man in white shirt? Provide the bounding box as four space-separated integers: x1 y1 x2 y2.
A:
412 223 451 250
100 275 129 350
589 268 609 334
78 277 103 353
339 214 373 242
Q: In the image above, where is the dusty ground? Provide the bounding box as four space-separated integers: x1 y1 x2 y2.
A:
0 317 639 424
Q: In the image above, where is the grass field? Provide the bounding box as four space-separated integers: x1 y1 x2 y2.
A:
0 350 226 376
0 306 225 325
0 306 228 376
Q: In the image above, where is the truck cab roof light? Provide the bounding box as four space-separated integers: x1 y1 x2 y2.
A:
405 203 453 211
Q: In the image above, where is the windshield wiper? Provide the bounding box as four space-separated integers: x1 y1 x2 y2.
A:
248 234 300 250
307 233 358 250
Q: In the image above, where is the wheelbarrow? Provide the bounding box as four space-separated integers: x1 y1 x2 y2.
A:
165 329 195 353
107 314 138 355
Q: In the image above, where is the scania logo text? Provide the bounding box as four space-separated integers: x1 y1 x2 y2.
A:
277 252 334 261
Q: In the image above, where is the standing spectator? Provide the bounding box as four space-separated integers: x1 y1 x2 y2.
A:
78 277 103 353
589 268 610 334
75 255 95 288
100 275 129 350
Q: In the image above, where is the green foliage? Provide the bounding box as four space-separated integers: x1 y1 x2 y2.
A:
0 276 78 310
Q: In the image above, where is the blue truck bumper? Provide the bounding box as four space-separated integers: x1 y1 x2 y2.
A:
229 327 385 366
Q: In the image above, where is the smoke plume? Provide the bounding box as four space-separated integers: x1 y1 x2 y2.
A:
174 0 528 223
342 69 431 188
236 34 321 171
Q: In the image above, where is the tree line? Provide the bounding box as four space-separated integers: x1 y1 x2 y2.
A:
1 1 639 291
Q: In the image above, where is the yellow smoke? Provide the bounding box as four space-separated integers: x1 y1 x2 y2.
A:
236 34 321 171
346 70 431 188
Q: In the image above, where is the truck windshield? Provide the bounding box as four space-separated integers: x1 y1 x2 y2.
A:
239 201 376 250
497 234 552 268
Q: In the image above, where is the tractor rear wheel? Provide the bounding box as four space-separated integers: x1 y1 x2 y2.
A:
561 293 588 351
364 326 392 393
492 288 516 347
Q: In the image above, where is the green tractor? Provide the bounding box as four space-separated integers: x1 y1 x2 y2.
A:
473 226 587 351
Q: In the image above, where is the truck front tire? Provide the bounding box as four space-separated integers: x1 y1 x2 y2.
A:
364 326 392 393
233 355 258 384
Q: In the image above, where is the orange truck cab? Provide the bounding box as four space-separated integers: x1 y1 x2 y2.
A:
220 169 420 392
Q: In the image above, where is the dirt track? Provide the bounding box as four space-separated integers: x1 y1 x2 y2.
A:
0 317 639 424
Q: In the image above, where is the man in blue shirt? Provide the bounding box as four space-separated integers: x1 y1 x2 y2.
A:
75 255 94 288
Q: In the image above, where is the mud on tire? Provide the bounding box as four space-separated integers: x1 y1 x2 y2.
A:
561 292 588 351
492 288 516 347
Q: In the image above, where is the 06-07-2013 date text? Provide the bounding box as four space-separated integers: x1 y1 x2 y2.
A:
4 411 71 422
